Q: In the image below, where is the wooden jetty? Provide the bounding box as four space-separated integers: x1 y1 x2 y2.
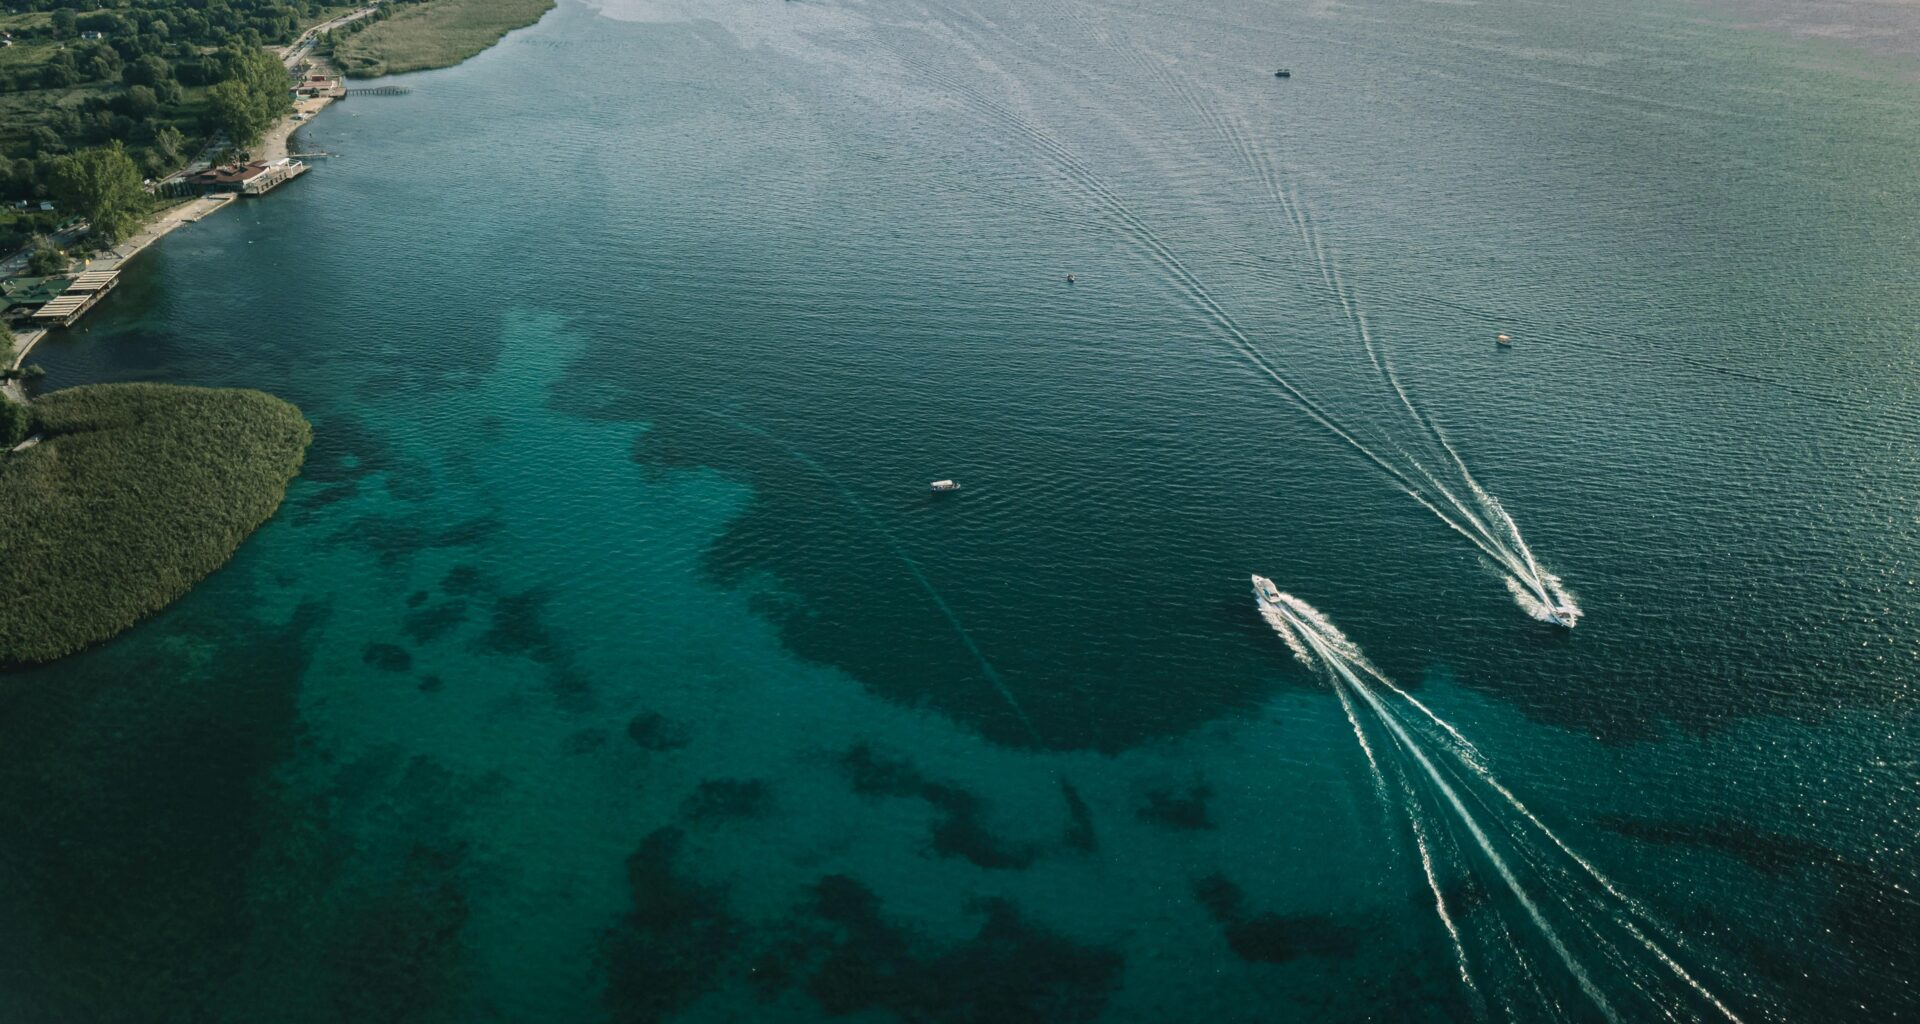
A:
30 270 119 329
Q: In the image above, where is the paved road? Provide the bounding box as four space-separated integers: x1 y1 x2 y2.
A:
280 6 379 69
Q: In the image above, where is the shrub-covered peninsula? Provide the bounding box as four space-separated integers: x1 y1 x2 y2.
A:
333 0 555 78
0 383 311 665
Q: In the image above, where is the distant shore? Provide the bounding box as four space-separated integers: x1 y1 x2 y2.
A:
333 0 556 79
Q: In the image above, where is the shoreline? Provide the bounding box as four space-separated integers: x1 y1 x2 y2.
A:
1 9 371 385
4 0 551 392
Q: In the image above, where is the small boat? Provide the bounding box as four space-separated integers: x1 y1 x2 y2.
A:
1273 68 1291 78
1251 573 1284 606
1066 273 1075 284
930 479 959 492
1495 333 1512 347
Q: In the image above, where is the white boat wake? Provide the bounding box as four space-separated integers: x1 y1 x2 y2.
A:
1253 578 1744 1021
867 8 1580 626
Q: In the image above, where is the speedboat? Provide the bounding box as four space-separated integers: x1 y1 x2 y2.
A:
930 479 959 493
1251 574 1284 606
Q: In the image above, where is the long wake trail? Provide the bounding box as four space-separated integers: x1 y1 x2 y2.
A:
881 8 1579 625
1253 582 1746 1021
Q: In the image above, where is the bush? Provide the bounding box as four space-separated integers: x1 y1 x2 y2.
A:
0 383 312 664
0 401 28 448
26 242 67 277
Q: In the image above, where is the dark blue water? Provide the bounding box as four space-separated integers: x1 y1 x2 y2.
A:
4 0 1918 1019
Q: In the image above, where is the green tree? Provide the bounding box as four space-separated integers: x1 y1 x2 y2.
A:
51 9 77 37
50 142 150 246
27 241 67 276
207 44 292 148
153 124 186 165
122 54 174 87
208 78 263 145
124 85 160 118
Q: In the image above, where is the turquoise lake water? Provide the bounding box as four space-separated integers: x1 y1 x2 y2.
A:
3 0 1918 1019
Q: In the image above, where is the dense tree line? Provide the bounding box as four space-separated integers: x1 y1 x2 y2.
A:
49 141 151 245
2 0 403 256
207 44 295 147
0 0 414 250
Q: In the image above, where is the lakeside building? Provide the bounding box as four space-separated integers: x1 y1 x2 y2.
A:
297 74 345 98
183 159 308 197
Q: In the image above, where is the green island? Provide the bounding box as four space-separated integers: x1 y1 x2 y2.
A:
0 383 311 665
332 0 555 78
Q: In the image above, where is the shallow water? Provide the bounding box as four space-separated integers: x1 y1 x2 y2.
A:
4 0 1918 1019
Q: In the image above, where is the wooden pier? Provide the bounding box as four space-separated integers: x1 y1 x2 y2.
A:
30 271 119 329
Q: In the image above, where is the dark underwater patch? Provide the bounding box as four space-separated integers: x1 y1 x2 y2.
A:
608 395 1283 753
1060 780 1097 853
1591 816 1920 1019
299 480 362 516
326 514 499 567
362 642 414 672
302 414 397 485
440 565 487 596
626 711 690 752
563 727 610 755
799 874 1123 1022
333 514 428 566
839 744 1038 870
381 462 438 503
599 827 742 1023
546 666 598 713
403 601 469 645
681 777 775 822
481 589 559 662
1593 815 1831 875
1138 779 1214 831
1194 872 1360 964
0 598 328 1019
432 516 502 548
222 750 496 1022
317 838 474 1023
473 587 595 709
418 674 446 693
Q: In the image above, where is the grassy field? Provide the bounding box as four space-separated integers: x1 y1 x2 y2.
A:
0 384 311 665
333 0 555 78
